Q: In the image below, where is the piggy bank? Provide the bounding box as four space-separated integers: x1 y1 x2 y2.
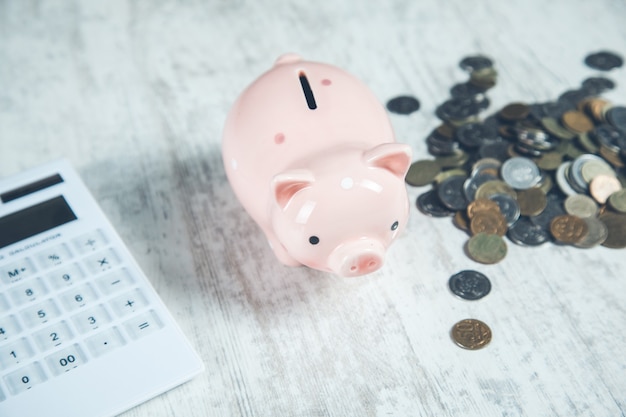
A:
222 54 412 277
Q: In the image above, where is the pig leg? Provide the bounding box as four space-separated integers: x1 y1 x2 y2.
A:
266 235 302 266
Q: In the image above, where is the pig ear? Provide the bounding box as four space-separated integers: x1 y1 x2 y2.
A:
364 143 412 179
272 169 315 210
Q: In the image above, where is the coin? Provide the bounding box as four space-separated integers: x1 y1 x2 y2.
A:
437 175 469 211
451 319 492 350
589 174 622 204
563 194 598 218
467 233 507 264
466 198 500 219
584 51 624 71
386 95 421 115
536 151 563 171
599 212 626 248
416 190 456 217
488 193 520 226
581 158 616 183
516 187 548 216
541 117 576 140
499 102 530 121
470 210 508 236
448 270 492 301
507 217 551 246
405 160 441 186
550 214 589 244
475 180 517 200
562 110 594 133
459 55 494 72
605 106 626 131
574 217 608 248
607 188 626 213
500 157 541 190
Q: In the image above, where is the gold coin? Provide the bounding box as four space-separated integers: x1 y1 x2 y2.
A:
550 214 589 244
470 210 508 236
466 198 500 219
451 319 492 350
466 233 507 264
608 189 626 213
599 211 626 248
405 159 441 186
474 180 517 200
561 110 594 134
516 187 548 216
589 174 622 204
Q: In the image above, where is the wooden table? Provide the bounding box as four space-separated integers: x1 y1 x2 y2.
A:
1 1 625 416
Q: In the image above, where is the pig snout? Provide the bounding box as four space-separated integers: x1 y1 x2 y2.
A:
329 239 386 277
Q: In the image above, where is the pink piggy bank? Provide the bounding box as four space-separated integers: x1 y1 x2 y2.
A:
222 54 412 277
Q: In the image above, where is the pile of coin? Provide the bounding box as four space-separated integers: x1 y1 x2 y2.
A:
403 52 626 263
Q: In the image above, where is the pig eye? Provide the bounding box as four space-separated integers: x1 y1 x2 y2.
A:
309 236 320 245
391 221 399 231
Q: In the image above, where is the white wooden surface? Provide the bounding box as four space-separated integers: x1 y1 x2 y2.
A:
1 1 625 416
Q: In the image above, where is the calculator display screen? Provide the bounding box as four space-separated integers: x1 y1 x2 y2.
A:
0 196 77 249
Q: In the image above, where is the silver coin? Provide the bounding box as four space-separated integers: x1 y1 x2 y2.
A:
574 217 608 248
488 193 521 226
463 172 499 201
555 162 578 196
437 175 469 211
500 157 541 190
570 154 607 193
416 190 456 217
448 270 491 300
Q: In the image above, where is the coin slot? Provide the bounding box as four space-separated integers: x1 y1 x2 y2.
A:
298 71 317 110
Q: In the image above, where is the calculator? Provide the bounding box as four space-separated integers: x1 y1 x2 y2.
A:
0 159 204 417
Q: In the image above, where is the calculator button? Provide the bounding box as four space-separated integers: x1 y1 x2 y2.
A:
3 362 47 395
9 277 49 306
46 263 85 290
123 310 163 340
33 321 74 351
0 258 36 285
72 229 108 254
20 299 62 327
59 283 98 311
0 337 35 368
0 315 22 341
109 289 149 317
95 268 135 296
71 305 112 334
45 344 87 376
85 326 125 357
34 243 72 269
82 249 121 275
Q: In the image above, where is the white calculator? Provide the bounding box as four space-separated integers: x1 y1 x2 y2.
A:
0 159 204 417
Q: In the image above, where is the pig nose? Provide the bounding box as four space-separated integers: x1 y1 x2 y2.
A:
329 240 385 277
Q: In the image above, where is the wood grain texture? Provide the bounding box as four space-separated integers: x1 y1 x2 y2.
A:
1 1 625 416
